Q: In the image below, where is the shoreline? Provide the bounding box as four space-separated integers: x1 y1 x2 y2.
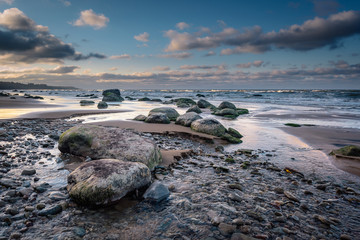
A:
280 125 360 177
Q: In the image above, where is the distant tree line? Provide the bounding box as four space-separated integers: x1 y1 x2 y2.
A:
0 81 77 90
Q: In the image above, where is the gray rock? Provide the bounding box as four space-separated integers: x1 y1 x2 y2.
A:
228 128 243 138
80 100 95 106
134 114 147 121
143 181 170 203
218 101 236 110
186 105 202 114
149 107 180 121
175 112 202 127
215 108 237 116
5 207 19 216
21 169 36 176
145 113 170 124
73 227 86 237
58 125 161 169
102 89 124 102
38 204 62 216
191 118 226 137
49 192 67 201
68 159 151 206
197 99 212 108
97 101 108 109
175 98 196 107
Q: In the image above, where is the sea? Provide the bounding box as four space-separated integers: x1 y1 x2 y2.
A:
2 88 360 183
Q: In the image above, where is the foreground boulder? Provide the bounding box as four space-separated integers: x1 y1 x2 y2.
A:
58 125 161 169
134 114 147 121
191 119 226 137
218 101 236 110
102 89 124 102
97 101 108 109
145 113 170 124
149 107 180 121
187 105 202 114
175 112 202 127
68 159 151 206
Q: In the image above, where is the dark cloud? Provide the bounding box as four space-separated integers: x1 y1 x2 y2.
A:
47 65 79 74
313 0 340 16
179 64 226 70
0 8 105 64
164 11 360 55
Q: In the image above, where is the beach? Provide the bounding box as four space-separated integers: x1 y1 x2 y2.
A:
0 89 359 239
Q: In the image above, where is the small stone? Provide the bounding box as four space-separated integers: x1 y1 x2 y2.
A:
25 206 35 212
5 207 19 215
231 233 257 240
143 181 170 203
232 218 244 225
240 225 251 234
21 169 36 176
284 191 299 202
316 184 327 191
274 187 284 194
36 203 46 210
229 192 242 202
218 223 236 236
49 192 67 201
9 233 22 239
74 227 86 237
38 204 62 216
340 234 352 240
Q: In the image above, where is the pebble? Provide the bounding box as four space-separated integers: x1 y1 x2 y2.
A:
21 169 36 176
218 223 236 236
38 204 62 216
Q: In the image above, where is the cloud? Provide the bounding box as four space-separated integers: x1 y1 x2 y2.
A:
158 52 192 59
72 9 109 29
109 54 131 59
236 60 264 68
329 60 350 69
164 11 360 55
204 51 216 57
0 8 106 64
179 64 226 70
313 0 340 16
47 65 79 73
152 66 170 71
134 32 149 42
59 0 71 6
176 22 190 30
0 0 14 5
109 67 118 71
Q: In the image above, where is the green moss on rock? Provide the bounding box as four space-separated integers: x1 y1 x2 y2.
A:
331 145 360 157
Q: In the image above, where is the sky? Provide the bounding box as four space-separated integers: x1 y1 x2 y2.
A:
0 0 359 89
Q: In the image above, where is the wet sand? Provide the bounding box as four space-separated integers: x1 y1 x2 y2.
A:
281 126 360 177
19 109 131 119
255 112 360 120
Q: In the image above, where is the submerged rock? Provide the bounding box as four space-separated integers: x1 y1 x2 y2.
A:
102 89 124 102
175 112 202 127
97 101 108 109
58 125 161 169
191 118 226 137
68 159 151 206
186 105 202 114
138 97 151 101
134 114 147 121
80 100 95 106
143 181 170 203
149 107 180 121
145 113 170 124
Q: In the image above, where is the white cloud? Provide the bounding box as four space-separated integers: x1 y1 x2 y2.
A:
73 9 109 29
109 54 131 59
109 67 118 71
0 0 14 5
176 22 190 30
152 66 170 71
0 8 48 31
134 32 149 42
158 52 192 59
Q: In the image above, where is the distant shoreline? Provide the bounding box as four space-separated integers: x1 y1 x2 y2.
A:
0 81 77 90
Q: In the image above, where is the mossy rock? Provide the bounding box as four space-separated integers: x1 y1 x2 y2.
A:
197 99 212 108
331 145 360 157
218 101 236 110
175 112 202 127
149 107 180 121
97 101 108 109
138 97 151 101
221 133 242 144
191 118 226 137
134 114 147 121
285 123 301 127
236 108 249 115
186 105 202 114
145 113 171 124
228 128 243 138
225 157 235 163
175 98 196 106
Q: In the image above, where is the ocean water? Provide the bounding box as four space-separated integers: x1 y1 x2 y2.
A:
3 89 360 182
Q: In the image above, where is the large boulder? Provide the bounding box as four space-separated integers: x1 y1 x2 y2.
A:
175 112 202 127
191 118 226 137
145 113 170 124
58 125 161 169
197 99 212 108
186 105 202 114
214 107 249 119
97 101 108 109
218 101 236 110
102 89 124 102
68 159 151 206
175 98 196 107
149 107 180 121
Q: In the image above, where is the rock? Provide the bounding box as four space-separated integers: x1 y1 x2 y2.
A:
5 207 19 215
228 128 243 138
284 191 299 202
80 100 95 106
216 108 237 116
38 204 62 216
197 99 212 108
231 233 257 240
331 145 360 157
218 101 236 110
24 206 34 212
0 179 19 188
175 98 196 107
134 114 147 121
36 203 46 210
21 169 36 176
145 113 170 124
222 133 242 144
67 159 151 206
191 118 226 137
102 89 124 102
143 181 170 203
74 227 86 237
218 223 236 236
138 97 151 101
196 93 206 98
177 103 190 108
58 125 161 169
175 112 202 127
19 188 33 197
186 105 202 114
97 101 108 109
149 107 180 121
340 234 352 240
49 192 67 201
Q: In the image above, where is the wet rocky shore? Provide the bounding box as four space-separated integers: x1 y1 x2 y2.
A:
0 118 359 240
